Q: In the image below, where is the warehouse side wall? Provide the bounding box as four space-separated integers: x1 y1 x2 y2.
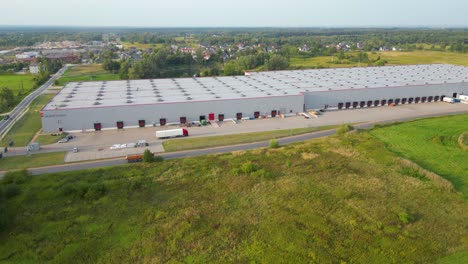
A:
41 95 304 132
304 83 468 110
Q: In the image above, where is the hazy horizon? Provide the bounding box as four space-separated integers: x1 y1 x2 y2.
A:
0 0 467 28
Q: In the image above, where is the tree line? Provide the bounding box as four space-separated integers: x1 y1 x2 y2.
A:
100 45 292 79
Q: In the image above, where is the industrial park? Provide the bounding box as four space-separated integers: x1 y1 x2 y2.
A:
0 6 467 261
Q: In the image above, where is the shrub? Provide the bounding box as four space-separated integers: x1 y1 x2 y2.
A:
240 162 258 174
60 182 90 199
154 155 164 162
269 139 280 148
336 124 354 135
251 169 274 179
85 183 107 200
398 211 414 225
5 184 21 198
1 170 30 185
143 149 154 163
0 204 8 232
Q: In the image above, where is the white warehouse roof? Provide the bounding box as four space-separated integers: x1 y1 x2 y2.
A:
44 64 468 110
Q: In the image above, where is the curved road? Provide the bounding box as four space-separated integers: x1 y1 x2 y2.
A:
0 66 68 140
6 109 465 176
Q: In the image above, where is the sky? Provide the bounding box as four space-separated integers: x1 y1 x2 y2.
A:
0 0 466 27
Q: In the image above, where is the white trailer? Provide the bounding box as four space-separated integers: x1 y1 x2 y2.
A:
459 95 468 101
156 128 189 139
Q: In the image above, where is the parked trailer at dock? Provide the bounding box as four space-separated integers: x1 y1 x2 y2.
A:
156 128 189 139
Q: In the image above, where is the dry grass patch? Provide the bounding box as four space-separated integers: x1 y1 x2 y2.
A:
301 152 320 160
396 158 454 191
458 132 468 151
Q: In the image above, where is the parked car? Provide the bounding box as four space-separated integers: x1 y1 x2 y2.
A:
67 135 75 140
3 115 9 121
58 138 69 143
72 147 79 153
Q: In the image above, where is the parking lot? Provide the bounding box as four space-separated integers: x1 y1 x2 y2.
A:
33 102 467 162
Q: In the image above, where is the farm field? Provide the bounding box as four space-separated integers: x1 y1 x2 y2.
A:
0 94 55 147
55 64 119 86
370 114 468 199
290 51 468 69
0 126 466 262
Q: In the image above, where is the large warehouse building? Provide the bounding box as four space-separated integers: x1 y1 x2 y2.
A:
41 64 468 132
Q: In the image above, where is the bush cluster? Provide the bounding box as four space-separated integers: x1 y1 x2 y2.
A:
336 124 354 135
269 139 280 148
60 182 107 200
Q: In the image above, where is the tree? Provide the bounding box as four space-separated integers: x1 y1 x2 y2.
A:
128 63 144 79
143 149 154 163
223 61 242 76
0 87 15 112
119 59 132 79
266 55 289 71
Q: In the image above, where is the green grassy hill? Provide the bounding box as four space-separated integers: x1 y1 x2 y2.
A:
0 129 466 263
370 114 468 199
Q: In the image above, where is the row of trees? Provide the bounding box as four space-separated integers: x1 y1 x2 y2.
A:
0 62 27 74
2 28 466 52
102 46 291 79
32 58 62 88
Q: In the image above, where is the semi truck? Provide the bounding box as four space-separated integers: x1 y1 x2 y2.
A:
156 128 189 139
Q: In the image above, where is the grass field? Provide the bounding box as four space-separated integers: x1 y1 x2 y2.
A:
370 114 468 199
0 94 55 147
0 74 34 94
0 128 466 262
0 74 35 114
120 41 164 50
381 51 468 66
290 51 468 68
55 64 119 86
0 152 65 171
34 132 68 146
163 125 338 152
290 53 380 68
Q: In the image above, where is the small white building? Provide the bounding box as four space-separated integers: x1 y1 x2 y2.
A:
29 63 40 74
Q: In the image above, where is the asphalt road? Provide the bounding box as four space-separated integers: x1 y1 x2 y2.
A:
0 66 68 141
10 108 465 176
